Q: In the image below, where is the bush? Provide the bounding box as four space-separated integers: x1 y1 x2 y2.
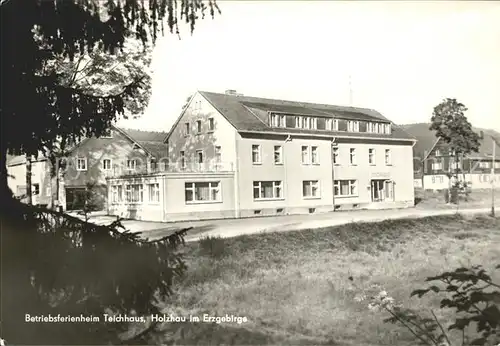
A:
366 265 500 346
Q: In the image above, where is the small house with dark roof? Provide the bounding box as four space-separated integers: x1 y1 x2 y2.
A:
421 131 500 190
107 90 417 222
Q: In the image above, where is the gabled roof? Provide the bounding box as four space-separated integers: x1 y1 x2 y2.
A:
116 127 168 159
422 134 500 161
196 91 414 141
7 153 47 166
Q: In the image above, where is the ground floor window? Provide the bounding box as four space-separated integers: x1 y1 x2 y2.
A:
111 185 123 203
334 180 357 197
253 181 283 200
185 181 220 203
148 183 160 202
125 184 143 202
302 180 320 198
370 179 394 202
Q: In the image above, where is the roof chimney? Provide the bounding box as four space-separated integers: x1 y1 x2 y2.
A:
225 89 243 96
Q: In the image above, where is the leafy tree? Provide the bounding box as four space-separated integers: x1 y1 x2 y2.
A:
0 0 220 201
1 0 220 344
429 98 480 203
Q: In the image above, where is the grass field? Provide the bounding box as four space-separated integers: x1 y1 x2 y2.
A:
128 213 500 345
414 188 500 210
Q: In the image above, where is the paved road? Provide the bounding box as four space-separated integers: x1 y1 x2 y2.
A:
68 207 492 242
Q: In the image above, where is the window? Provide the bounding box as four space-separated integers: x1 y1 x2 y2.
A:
102 159 112 170
274 145 283 164
349 148 356 165
435 149 441 157
495 161 500 169
32 183 40 195
303 117 310 129
46 186 51 196
193 100 201 115
150 159 158 171
196 120 202 134
347 121 359 132
333 119 339 131
127 159 137 171
125 184 143 203
180 151 186 169
301 146 310 164
303 180 320 198
384 123 391 134
479 161 491 169
334 180 357 197
185 182 220 203
252 144 261 164
333 147 339 164
311 118 318 130
253 181 283 200
325 118 333 131
270 113 278 127
450 160 461 170
148 183 160 202
311 146 319 164
208 117 215 131
215 146 222 163
184 122 190 136
76 157 87 171
196 150 204 166
111 185 123 203
385 149 392 165
295 116 303 128
368 148 376 165
278 114 286 127
432 160 443 170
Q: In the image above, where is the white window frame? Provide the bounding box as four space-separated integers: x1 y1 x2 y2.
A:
148 183 160 203
435 149 441 157
385 149 392 165
303 117 311 129
333 179 358 197
125 183 143 203
179 151 186 169
349 148 357 165
127 159 137 171
46 185 51 197
252 144 262 164
333 147 339 165
111 185 123 204
385 123 391 134
495 161 500 169
325 118 333 131
311 146 319 165
184 122 190 136
76 157 87 171
270 113 278 127
274 145 283 165
310 117 317 129
333 119 339 131
215 146 222 163
302 180 320 199
278 114 286 127
196 150 204 169
301 145 310 165
368 148 376 165
208 117 215 132
253 181 283 200
196 120 202 134
102 158 112 170
295 116 303 129
432 161 443 171
185 181 221 204
348 121 359 132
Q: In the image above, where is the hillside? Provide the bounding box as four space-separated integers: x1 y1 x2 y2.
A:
400 122 500 159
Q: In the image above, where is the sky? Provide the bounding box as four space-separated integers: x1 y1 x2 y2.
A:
117 1 500 133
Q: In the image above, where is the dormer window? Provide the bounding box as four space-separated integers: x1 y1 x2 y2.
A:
311 117 317 130
347 120 359 132
270 113 286 128
384 123 391 134
294 116 303 129
303 117 310 129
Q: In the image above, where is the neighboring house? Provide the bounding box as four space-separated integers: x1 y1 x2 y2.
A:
421 132 500 190
414 171 423 188
62 125 168 211
7 154 53 206
107 90 417 222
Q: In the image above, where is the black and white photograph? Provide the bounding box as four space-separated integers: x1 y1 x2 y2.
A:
1 0 499 345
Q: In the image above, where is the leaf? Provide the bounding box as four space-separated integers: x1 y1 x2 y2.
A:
411 289 430 298
470 337 487 345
